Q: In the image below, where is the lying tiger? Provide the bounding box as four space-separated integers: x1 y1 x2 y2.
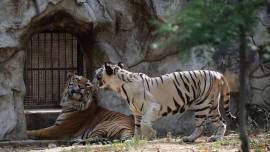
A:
27 73 134 144
94 62 236 142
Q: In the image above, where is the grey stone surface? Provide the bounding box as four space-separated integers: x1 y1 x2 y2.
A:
0 0 270 139
0 51 26 140
96 89 131 116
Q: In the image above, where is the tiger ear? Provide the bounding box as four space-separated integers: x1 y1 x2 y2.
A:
67 72 74 79
105 62 113 76
118 62 125 68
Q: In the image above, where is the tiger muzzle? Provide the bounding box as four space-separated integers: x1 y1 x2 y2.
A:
68 89 83 99
96 74 104 87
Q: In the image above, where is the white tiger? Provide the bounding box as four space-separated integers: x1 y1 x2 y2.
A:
93 62 236 142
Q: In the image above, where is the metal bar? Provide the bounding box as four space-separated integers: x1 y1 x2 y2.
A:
77 38 83 75
58 33 61 104
44 33 47 104
70 36 73 80
26 68 78 70
23 48 27 104
81 44 84 75
50 32 53 106
24 38 28 106
77 41 80 75
81 44 83 74
64 32 67 79
24 32 82 108
30 38 76 41
24 105 61 109
30 34 33 106
71 34 74 74
37 33 40 104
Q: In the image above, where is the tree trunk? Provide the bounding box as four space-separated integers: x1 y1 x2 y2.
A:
239 25 250 152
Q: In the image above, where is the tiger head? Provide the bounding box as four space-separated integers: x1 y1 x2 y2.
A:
93 62 126 92
61 73 95 111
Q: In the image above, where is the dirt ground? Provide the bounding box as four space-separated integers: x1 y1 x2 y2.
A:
0 134 269 152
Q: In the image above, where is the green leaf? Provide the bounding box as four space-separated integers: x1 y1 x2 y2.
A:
153 0 264 60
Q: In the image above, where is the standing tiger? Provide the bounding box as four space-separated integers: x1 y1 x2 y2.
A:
27 73 134 144
94 62 236 142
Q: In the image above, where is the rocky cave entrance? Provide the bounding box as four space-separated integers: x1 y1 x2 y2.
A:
24 31 86 109
21 10 94 110
22 10 94 130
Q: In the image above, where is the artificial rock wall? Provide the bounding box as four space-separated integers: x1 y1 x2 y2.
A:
0 0 270 139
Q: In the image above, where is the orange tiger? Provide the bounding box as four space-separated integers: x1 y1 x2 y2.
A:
27 73 134 143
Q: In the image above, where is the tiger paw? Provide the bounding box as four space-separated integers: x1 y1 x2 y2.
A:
207 136 223 142
71 139 86 145
26 131 40 140
182 136 195 143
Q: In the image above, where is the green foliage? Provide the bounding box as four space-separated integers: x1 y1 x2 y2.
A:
60 145 93 152
59 139 146 152
154 0 264 54
109 138 146 151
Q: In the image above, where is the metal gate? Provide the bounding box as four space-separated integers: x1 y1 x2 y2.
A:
24 32 84 108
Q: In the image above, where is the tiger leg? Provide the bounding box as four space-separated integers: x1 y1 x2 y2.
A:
72 122 110 145
207 87 227 142
87 121 133 143
118 129 134 142
110 120 134 141
134 114 142 139
140 102 160 140
182 107 210 143
207 111 227 142
72 129 105 145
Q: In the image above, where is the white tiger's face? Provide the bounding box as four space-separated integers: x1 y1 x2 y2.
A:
60 73 95 111
94 62 125 91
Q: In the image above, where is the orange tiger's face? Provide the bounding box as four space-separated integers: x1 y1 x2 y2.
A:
61 73 95 111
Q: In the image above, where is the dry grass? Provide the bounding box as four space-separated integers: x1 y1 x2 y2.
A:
0 134 269 152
